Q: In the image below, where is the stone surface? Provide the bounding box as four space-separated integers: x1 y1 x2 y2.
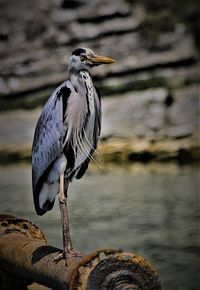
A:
0 85 198 163
0 0 198 98
0 0 199 162
102 85 198 142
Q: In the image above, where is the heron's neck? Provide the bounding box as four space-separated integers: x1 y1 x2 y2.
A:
79 69 92 80
70 70 93 91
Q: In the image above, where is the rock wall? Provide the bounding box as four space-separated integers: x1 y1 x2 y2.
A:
0 0 199 163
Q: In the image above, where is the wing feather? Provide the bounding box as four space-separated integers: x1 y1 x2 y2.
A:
32 82 71 206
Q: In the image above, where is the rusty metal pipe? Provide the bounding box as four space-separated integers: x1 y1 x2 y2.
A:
0 215 162 290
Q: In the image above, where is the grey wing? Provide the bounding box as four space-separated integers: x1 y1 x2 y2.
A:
32 82 70 204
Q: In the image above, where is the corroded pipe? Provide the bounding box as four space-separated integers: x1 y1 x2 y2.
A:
0 215 162 290
74 250 162 290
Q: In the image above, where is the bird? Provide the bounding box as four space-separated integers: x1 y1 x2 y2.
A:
32 47 115 263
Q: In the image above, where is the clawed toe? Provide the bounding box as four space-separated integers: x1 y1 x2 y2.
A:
67 249 84 258
54 252 65 263
54 250 84 265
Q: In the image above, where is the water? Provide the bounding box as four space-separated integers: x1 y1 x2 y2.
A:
0 163 199 290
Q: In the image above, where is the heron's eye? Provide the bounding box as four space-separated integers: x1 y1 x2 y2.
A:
80 55 87 62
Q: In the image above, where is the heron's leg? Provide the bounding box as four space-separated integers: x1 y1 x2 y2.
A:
55 174 84 264
58 174 72 264
63 180 84 257
62 179 73 253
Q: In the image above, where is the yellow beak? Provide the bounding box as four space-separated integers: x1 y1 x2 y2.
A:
90 55 116 64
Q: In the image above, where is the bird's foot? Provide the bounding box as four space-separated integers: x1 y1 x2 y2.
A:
67 249 84 258
54 249 84 264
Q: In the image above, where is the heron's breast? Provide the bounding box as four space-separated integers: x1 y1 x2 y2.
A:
65 71 99 174
73 72 97 168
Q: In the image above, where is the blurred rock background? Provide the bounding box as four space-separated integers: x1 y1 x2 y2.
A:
0 0 199 164
0 2 199 289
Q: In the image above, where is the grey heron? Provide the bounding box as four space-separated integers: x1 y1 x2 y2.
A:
32 47 115 263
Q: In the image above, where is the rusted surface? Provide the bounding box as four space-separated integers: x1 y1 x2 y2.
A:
72 249 162 290
0 215 83 289
0 215 162 290
0 214 46 241
0 266 28 290
28 282 50 290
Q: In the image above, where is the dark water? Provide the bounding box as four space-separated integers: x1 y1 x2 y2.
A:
0 163 199 290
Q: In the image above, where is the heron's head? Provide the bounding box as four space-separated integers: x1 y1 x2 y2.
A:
68 47 116 74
